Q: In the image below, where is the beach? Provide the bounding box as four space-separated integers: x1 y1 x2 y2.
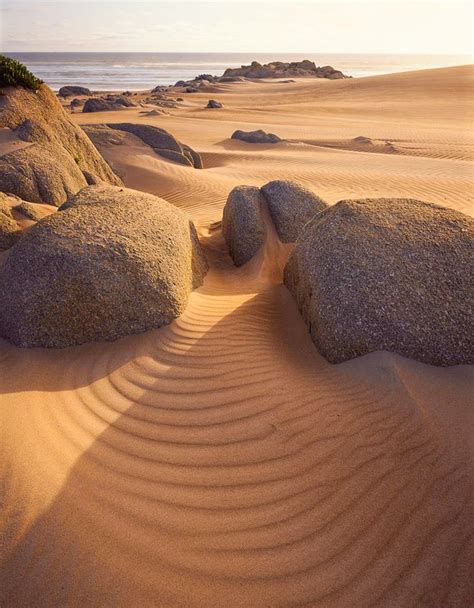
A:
0 63 473 606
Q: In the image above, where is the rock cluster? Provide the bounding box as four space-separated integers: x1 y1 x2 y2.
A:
223 60 347 80
169 60 348 90
0 185 208 348
232 129 282 144
83 123 203 169
0 83 122 205
284 198 474 366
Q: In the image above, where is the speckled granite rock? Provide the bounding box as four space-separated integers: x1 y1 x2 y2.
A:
222 186 265 266
284 198 474 366
261 180 328 242
0 185 208 348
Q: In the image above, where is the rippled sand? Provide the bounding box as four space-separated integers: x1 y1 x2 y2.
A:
1 64 473 607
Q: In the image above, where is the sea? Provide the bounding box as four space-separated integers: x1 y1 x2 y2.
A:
5 52 472 92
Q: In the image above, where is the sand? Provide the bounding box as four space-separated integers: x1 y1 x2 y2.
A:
1 65 473 607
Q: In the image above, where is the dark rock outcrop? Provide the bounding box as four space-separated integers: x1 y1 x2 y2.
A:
231 129 282 144
222 186 265 266
261 180 328 242
207 100 223 109
58 86 92 98
82 95 137 113
284 198 474 366
0 84 122 205
223 60 348 80
0 185 208 348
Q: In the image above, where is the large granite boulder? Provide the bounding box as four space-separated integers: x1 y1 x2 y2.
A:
232 129 282 144
222 186 265 266
58 86 92 98
261 180 328 242
0 194 21 251
0 185 208 348
284 198 474 366
0 83 122 205
84 123 203 169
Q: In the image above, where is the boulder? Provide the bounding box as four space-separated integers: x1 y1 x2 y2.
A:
58 86 92 97
222 186 265 266
284 198 474 366
231 129 282 144
186 87 198 93
85 123 202 169
106 94 136 108
0 185 208 348
261 180 328 242
82 98 111 113
207 100 223 109
0 143 88 206
0 83 122 205
0 194 21 251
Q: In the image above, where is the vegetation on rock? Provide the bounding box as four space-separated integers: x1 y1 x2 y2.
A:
0 55 43 91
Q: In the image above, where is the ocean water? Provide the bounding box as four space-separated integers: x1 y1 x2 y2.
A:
5 52 472 91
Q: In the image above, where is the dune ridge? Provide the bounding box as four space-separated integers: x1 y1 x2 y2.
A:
1 64 473 606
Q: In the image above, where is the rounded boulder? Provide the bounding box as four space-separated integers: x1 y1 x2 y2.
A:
0 185 208 348
284 198 474 366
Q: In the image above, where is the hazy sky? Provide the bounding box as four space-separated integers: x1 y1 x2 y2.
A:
1 0 472 54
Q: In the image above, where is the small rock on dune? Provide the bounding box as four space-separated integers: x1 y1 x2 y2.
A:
232 129 282 144
222 186 265 266
207 100 224 109
352 135 373 145
0 194 21 251
261 180 328 242
0 185 208 348
58 85 92 97
0 83 122 204
284 198 474 366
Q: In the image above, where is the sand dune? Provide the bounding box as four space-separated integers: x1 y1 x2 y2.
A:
1 65 473 606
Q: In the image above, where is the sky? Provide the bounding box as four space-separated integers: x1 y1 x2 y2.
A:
1 0 472 54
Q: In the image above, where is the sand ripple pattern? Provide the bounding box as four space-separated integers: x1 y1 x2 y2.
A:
2 66 474 606
1 238 473 606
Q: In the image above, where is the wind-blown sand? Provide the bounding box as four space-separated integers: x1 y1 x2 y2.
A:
1 65 473 607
